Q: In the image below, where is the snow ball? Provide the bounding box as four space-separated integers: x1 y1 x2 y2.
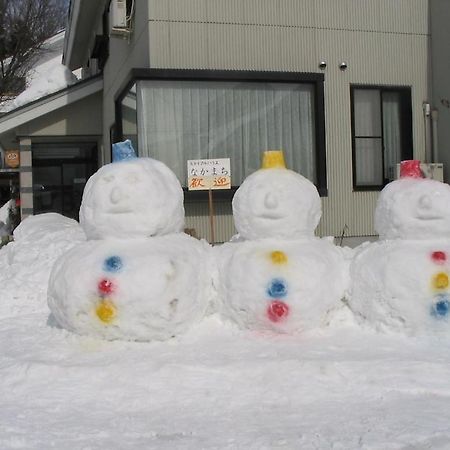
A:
215 239 349 333
375 178 450 240
48 234 212 341
349 240 450 334
232 168 321 240
80 158 185 240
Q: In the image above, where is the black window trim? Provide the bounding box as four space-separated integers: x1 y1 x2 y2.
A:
350 84 413 191
114 68 327 197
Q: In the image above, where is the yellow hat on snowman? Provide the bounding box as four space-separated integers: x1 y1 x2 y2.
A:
261 150 286 169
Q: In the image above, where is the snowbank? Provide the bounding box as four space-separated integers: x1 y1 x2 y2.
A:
0 213 85 317
1 213 450 447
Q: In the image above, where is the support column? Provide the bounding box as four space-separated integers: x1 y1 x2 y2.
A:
18 137 33 220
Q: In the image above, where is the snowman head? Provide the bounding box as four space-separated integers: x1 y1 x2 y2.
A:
80 158 185 240
232 151 321 240
375 160 450 240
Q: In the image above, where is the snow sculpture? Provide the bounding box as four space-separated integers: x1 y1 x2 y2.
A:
349 160 450 333
48 150 211 341
215 151 348 333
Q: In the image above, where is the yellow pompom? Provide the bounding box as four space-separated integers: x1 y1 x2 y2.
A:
432 272 449 290
95 299 117 324
261 150 286 169
270 250 288 265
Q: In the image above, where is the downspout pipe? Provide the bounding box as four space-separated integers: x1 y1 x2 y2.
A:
431 108 439 163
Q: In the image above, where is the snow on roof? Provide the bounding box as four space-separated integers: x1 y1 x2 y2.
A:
0 30 81 113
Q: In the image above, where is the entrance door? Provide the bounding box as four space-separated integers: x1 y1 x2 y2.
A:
32 142 98 220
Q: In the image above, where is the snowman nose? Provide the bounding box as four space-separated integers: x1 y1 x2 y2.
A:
110 186 126 204
418 194 432 210
264 192 278 209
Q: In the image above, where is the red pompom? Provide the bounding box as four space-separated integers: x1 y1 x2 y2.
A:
431 251 447 264
98 278 115 295
267 300 289 323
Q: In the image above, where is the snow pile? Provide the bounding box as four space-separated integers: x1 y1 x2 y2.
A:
216 151 348 333
0 200 12 236
0 213 85 317
49 157 211 341
349 172 450 333
12 64 78 108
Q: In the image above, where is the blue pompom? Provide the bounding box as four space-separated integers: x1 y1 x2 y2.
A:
267 278 288 299
432 298 450 318
103 256 123 273
112 139 137 162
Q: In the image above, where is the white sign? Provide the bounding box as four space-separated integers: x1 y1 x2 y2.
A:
187 158 231 190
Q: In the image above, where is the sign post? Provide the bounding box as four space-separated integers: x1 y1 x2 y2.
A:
187 158 231 244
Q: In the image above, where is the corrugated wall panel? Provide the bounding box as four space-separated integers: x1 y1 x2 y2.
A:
148 0 430 241
185 201 235 243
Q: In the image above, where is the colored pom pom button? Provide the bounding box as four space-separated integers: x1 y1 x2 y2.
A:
431 251 447 265
267 300 289 323
432 299 450 318
103 256 123 273
270 250 288 265
267 278 288 298
432 272 449 290
98 278 115 295
95 299 117 324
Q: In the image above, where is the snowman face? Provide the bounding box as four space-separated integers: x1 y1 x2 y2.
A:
375 178 450 240
232 168 321 240
80 158 184 239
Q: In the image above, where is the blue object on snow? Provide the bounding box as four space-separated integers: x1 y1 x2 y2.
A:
431 297 450 318
103 256 123 273
267 278 288 299
112 139 137 162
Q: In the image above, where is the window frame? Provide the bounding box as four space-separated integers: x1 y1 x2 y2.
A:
350 85 413 191
115 69 327 196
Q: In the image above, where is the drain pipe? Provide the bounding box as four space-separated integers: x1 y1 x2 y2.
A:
431 108 439 163
423 102 432 163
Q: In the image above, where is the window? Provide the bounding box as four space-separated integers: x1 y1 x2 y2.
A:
351 86 412 189
117 70 326 195
32 143 98 220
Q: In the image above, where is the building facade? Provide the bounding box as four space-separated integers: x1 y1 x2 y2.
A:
0 0 442 244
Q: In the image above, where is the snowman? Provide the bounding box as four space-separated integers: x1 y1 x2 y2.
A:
215 150 348 333
48 143 211 341
349 160 450 333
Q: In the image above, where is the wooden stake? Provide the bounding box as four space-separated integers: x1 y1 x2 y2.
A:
208 189 215 244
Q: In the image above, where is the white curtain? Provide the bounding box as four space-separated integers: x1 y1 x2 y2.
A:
382 91 401 180
353 88 402 185
353 89 383 186
137 80 316 186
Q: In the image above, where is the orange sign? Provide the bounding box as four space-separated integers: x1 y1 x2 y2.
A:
5 150 20 169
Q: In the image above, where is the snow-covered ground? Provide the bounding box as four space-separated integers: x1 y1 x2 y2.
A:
1 214 450 449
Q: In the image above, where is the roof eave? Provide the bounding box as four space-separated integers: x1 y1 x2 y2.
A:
0 75 103 135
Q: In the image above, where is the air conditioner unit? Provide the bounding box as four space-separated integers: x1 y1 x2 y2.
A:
395 163 444 182
111 0 127 28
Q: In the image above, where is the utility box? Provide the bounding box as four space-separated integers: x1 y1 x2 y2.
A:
110 0 127 28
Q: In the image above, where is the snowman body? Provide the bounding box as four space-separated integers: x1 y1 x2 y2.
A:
48 157 211 341
217 238 347 333
349 177 450 333
216 162 348 333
